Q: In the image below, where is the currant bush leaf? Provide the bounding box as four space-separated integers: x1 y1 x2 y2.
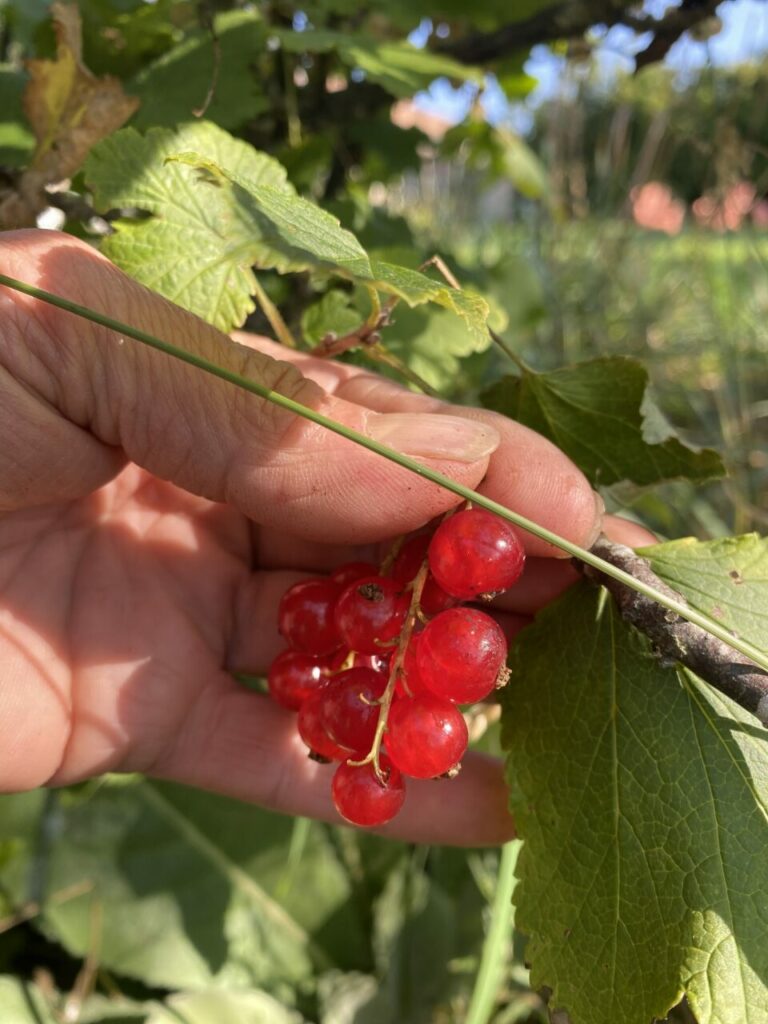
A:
85 122 295 331
129 10 268 130
167 151 372 277
301 289 364 345
0 65 33 167
0 977 64 1024
482 356 724 487
275 29 483 98
641 534 767 650
0 780 368 991
373 302 493 392
502 535 768 1024
369 261 490 346
146 989 305 1024
86 123 490 342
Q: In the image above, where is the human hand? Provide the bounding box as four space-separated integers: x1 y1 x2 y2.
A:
0 229 653 844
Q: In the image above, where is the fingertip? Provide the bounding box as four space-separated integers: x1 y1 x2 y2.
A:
602 514 658 548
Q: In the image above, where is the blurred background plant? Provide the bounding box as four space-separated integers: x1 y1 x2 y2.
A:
0 1 766 1021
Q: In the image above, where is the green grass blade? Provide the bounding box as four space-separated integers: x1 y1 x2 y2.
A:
0 271 766 673
465 840 519 1024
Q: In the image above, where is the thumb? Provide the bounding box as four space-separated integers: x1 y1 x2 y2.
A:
0 230 499 542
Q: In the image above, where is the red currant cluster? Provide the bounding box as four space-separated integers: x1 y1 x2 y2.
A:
267 508 526 828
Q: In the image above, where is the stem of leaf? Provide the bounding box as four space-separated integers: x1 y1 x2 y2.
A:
251 275 298 349
489 326 530 375
465 840 519 1024
369 343 441 397
1 272 766 674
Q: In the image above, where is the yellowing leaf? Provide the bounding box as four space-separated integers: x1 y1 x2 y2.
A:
0 2 139 228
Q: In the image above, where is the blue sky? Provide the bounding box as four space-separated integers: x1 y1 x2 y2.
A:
413 0 768 127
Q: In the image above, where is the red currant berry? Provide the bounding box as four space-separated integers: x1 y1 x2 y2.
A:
278 578 342 656
396 633 429 697
391 533 457 616
267 650 331 711
385 694 468 778
322 667 388 751
297 692 350 761
417 607 507 703
332 758 405 826
428 508 525 600
331 561 379 588
334 576 408 654
327 647 391 674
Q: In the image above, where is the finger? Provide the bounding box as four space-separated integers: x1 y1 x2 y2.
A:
233 333 603 559
491 513 659 614
603 513 657 548
0 231 499 541
150 681 514 846
244 515 657 632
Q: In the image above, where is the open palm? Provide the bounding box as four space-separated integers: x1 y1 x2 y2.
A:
0 230 653 844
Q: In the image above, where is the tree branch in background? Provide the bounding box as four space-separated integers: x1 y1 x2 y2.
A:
577 536 768 726
440 0 723 71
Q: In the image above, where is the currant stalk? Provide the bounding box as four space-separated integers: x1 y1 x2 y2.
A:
351 559 429 781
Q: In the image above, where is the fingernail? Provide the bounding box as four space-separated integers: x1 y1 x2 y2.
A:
586 490 606 548
366 412 500 463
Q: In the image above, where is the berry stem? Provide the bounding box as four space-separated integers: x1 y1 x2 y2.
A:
2 273 766 676
352 560 429 780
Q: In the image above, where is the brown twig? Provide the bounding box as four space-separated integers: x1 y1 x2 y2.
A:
437 0 722 72
312 305 394 358
578 536 768 726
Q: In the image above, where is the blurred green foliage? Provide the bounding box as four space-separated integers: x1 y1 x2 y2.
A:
0 1 766 1022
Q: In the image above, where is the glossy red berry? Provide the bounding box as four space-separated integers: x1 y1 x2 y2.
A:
278 578 342 656
396 633 428 697
326 647 391 674
297 692 351 761
322 667 388 751
428 508 525 600
385 694 468 778
417 607 507 703
267 650 331 711
391 533 457 616
331 561 379 587
332 758 405 826
334 576 408 654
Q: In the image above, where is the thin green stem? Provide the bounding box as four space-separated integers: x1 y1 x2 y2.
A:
489 326 530 375
465 840 519 1024
369 343 441 397
251 275 298 349
1 272 766 673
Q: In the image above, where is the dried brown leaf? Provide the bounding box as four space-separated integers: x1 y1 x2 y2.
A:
0 2 139 228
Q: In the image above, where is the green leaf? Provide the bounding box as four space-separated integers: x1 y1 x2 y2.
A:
370 261 490 346
85 121 295 331
128 10 268 130
641 534 768 652
168 151 372 277
374 302 492 392
0 977 59 1024
146 989 304 1024
502 536 768 1024
86 123 489 343
0 65 33 167
1 780 369 992
482 356 725 487
301 289 364 345
275 29 483 98
497 129 548 199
